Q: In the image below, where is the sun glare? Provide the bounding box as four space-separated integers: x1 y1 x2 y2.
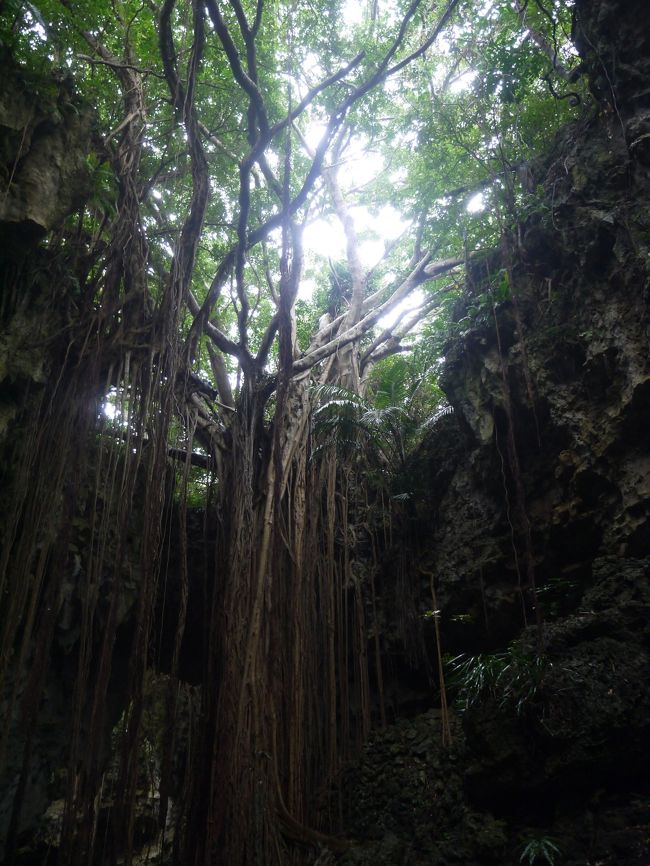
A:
342 1 364 27
466 192 485 213
303 204 408 271
449 69 477 94
378 288 425 330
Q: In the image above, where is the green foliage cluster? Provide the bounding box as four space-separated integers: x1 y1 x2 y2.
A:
520 835 562 866
312 383 415 467
447 644 550 716
2 0 585 464
358 0 586 272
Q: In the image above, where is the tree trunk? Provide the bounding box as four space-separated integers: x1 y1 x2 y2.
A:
186 376 317 864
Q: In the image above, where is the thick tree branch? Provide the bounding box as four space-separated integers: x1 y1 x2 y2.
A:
322 138 366 326
76 54 166 79
167 446 212 468
159 0 185 112
234 161 252 349
188 0 460 363
359 295 443 374
157 0 211 337
198 120 239 162
382 0 461 80
187 288 252 366
255 313 279 368
206 342 235 409
293 255 462 374
204 0 270 137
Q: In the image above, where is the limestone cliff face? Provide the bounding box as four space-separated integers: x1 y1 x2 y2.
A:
342 1 650 863
419 0 650 637
0 54 93 444
0 51 92 245
1 2 649 864
0 58 99 862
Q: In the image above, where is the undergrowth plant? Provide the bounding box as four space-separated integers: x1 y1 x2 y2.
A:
520 835 561 866
447 644 550 716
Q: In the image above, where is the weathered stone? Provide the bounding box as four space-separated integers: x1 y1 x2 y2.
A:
0 52 92 247
347 3 650 862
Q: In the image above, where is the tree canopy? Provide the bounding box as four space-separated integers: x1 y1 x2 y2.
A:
2 0 583 426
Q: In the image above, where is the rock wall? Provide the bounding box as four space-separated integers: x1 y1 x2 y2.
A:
0 56 99 862
339 0 650 863
0 49 92 246
385 0 650 646
0 52 93 445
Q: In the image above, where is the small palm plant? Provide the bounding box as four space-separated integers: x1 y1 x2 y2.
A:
520 836 561 865
446 645 550 715
310 383 413 466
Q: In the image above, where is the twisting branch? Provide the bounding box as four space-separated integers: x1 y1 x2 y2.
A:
159 0 185 113
512 0 583 83
325 138 366 327
227 0 265 147
203 0 274 351
293 255 463 374
368 0 462 85
233 159 252 349
186 288 248 364
158 0 211 328
76 54 166 79
360 295 443 374
187 0 462 368
206 342 235 410
204 0 270 138
276 81 303 375
67 19 149 313
198 120 240 162
185 53 364 352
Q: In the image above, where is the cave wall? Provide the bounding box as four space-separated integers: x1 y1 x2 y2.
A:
0 56 107 862
0 49 93 446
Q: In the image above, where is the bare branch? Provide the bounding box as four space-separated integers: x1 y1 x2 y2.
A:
198 121 240 162
393 297 440 338
207 342 235 409
228 0 254 39
233 160 252 349
254 314 279 368
359 293 445 374
159 0 185 112
324 167 366 325
187 288 250 363
382 0 461 80
360 304 413 366
159 0 211 324
361 338 407 369
251 0 264 37
261 52 366 151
